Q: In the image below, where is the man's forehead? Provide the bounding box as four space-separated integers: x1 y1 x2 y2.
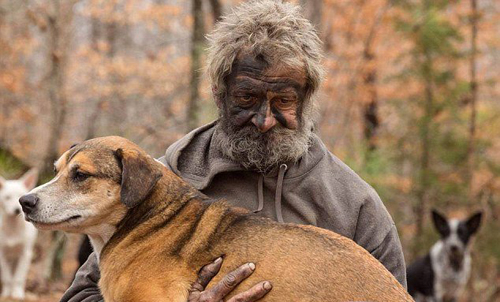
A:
232 53 307 87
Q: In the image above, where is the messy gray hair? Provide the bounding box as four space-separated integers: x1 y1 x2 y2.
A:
206 0 324 104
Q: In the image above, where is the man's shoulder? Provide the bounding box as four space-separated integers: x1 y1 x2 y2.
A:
161 121 218 171
302 136 380 205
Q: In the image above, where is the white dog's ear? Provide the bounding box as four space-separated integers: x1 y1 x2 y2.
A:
114 148 162 208
21 168 39 190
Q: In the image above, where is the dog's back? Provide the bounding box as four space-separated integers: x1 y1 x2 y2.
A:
407 254 434 300
100 199 412 302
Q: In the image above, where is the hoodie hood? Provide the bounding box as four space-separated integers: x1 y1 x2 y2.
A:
161 120 325 191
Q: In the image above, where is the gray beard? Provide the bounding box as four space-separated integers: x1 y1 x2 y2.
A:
216 118 313 173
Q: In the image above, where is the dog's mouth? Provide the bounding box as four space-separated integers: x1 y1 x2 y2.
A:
26 215 83 229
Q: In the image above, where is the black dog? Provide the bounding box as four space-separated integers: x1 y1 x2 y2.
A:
407 210 482 302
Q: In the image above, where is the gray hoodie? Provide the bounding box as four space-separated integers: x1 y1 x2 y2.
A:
60 121 406 302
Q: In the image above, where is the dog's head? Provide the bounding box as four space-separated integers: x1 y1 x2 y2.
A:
432 209 482 266
19 136 163 233
0 169 38 217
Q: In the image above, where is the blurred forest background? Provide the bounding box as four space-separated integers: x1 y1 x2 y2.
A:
0 0 498 301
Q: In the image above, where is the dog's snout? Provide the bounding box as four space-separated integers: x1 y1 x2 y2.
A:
450 245 459 253
14 208 21 215
19 194 39 214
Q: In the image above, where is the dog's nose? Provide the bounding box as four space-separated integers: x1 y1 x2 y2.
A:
19 194 39 214
14 208 21 215
450 245 459 253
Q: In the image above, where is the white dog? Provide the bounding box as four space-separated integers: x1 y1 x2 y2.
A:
0 169 38 300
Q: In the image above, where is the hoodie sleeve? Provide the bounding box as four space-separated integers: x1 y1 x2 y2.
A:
60 253 104 302
352 188 407 289
370 225 407 289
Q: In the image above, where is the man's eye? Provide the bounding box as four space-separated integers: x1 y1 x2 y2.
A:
275 98 295 108
237 95 257 107
73 171 90 182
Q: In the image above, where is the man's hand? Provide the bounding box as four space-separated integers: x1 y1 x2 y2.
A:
188 257 272 302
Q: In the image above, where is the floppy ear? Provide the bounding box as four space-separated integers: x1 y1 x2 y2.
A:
114 148 162 208
20 168 39 190
432 209 450 238
466 211 482 235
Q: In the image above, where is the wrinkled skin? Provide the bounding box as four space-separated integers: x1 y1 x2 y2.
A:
222 54 308 133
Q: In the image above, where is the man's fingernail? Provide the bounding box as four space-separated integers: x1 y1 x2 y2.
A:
263 281 272 290
248 263 256 270
215 257 222 264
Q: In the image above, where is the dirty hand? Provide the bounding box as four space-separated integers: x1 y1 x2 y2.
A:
188 257 272 302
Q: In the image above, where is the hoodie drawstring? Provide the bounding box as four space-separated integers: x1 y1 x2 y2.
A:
254 174 265 213
274 164 287 223
253 164 288 223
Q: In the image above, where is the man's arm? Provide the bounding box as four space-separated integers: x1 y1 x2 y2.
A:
60 253 103 302
352 188 407 288
370 225 407 288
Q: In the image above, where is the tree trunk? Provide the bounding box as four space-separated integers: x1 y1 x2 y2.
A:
40 0 78 282
467 0 478 203
43 0 67 176
415 52 434 240
209 0 222 23
187 0 204 131
361 5 388 153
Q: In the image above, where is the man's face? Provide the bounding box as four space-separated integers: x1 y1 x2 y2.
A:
224 54 307 132
217 54 313 172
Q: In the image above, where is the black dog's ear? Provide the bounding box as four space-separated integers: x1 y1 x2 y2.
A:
114 148 162 208
432 209 450 238
466 211 482 235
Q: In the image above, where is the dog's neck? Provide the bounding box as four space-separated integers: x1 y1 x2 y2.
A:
86 224 118 261
99 171 205 261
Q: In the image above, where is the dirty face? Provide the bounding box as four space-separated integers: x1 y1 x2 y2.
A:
224 54 307 133
19 137 161 234
217 53 314 172
0 169 38 217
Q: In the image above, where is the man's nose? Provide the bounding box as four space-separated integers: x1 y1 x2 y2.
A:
251 102 277 133
19 194 39 215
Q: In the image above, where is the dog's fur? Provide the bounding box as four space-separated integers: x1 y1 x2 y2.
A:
0 169 38 299
21 136 412 302
407 210 482 302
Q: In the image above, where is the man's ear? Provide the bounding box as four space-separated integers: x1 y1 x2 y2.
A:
466 211 482 235
432 209 450 238
20 168 39 190
212 86 223 109
114 148 162 208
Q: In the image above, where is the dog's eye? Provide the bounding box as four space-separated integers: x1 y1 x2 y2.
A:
73 171 90 182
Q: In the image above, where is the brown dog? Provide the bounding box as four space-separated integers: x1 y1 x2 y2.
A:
21 137 412 302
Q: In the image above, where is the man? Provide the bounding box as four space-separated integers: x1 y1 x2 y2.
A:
61 1 406 301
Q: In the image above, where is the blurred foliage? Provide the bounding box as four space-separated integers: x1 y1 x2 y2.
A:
0 0 498 300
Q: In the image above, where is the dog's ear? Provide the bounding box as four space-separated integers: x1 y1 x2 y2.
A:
432 209 450 238
20 168 39 190
114 148 162 208
465 211 482 235
0 175 4 190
